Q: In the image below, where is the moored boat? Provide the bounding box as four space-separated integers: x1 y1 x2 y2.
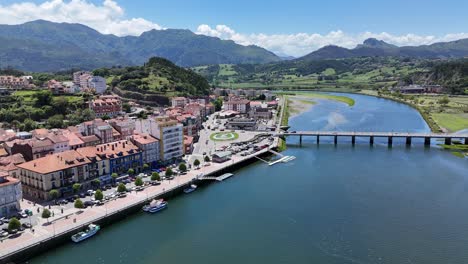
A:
183 184 198 194
71 224 100 243
144 199 168 213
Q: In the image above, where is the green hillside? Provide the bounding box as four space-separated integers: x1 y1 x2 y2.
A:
100 57 210 102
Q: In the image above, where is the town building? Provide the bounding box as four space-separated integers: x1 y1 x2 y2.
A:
79 119 114 144
75 147 111 186
135 117 184 161
17 150 91 200
224 99 251 114
9 138 55 161
47 80 65 94
212 151 232 163
91 140 143 175
131 133 160 166
184 136 194 154
171 97 187 108
0 154 26 179
0 171 22 217
89 95 122 118
226 118 257 130
73 71 92 86
87 76 107 94
108 118 136 140
0 87 11 96
249 107 273 120
0 75 31 88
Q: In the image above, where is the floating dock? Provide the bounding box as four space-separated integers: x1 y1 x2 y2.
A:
199 173 234 182
268 155 296 166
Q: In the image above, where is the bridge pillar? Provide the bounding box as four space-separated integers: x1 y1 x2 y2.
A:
334 135 338 145
424 137 431 146
388 136 393 147
406 137 412 146
445 137 452 145
351 136 356 145
370 136 374 145
465 138 468 145
299 135 302 145
316 135 320 144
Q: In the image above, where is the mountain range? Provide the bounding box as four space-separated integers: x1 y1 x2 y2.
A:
299 37 468 62
0 20 280 72
1 20 468 72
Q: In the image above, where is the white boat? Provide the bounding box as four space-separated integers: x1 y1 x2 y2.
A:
183 184 198 194
71 224 100 243
143 199 168 213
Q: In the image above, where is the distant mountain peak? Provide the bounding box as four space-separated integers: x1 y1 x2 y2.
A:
359 38 398 49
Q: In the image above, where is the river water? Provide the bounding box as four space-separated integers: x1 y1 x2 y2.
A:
28 94 468 264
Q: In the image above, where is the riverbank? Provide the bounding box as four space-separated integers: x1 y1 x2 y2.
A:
288 97 316 118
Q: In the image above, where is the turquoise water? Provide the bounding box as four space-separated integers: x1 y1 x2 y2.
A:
28 94 468 264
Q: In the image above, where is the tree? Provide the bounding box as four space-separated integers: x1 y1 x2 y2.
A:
165 168 173 177
193 159 200 167
143 163 150 171
49 189 59 201
92 179 101 188
117 183 127 193
111 172 118 182
204 156 211 162
178 163 187 172
127 168 135 175
213 97 223 111
46 114 64 129
438 96 450 106
101 114 111 121
33 90 53 107
81 109 96 122
123 103 132 113
21 118 37 131
151 172 160 181
42 208 51 220
135 177 143 187
8 218 21 231
94 189 104 201
74 199 84 209
72 183 81 194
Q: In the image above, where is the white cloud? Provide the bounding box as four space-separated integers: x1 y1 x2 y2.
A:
0 0 162 36
196 24 468 57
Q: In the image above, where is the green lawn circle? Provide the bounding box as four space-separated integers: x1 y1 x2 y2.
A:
210 132 239 141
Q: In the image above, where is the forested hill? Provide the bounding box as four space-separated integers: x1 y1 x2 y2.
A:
0 20 280 72
411 59 468 94
99 57 210 101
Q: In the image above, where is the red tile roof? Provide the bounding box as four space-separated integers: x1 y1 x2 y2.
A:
17 150 90 174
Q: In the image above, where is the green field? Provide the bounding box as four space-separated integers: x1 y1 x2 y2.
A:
432 113 468 132
13 90 84 104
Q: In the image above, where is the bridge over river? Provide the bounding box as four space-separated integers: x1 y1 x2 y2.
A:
274 131 468 146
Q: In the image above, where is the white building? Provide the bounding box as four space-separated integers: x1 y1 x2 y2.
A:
135 117 184 161
171 97 187 108
88 76 107 94
0 171 22 217
131 133 160 165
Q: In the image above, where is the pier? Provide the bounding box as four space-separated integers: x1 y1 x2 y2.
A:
276 131 468 146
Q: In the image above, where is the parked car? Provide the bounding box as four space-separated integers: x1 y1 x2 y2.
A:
105 185 112 190
135 186 144 192
8 229 17 234
150 181 161 186
84 201 94 207
22 222 32 229
56 199 67 205
79 193 86 198
86 190 95 196
16 211 28 219
66 197 75 203
0 230 8 237
117 192 127 198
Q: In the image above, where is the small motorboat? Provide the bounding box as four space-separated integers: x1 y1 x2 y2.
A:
71 224 100 243
183 184 198 194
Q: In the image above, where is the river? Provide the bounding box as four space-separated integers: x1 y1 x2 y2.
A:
27 93 468 264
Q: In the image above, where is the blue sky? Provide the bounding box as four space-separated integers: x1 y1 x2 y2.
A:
1 0 467 56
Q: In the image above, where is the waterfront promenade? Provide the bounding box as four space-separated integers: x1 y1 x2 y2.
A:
0 143 277 261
